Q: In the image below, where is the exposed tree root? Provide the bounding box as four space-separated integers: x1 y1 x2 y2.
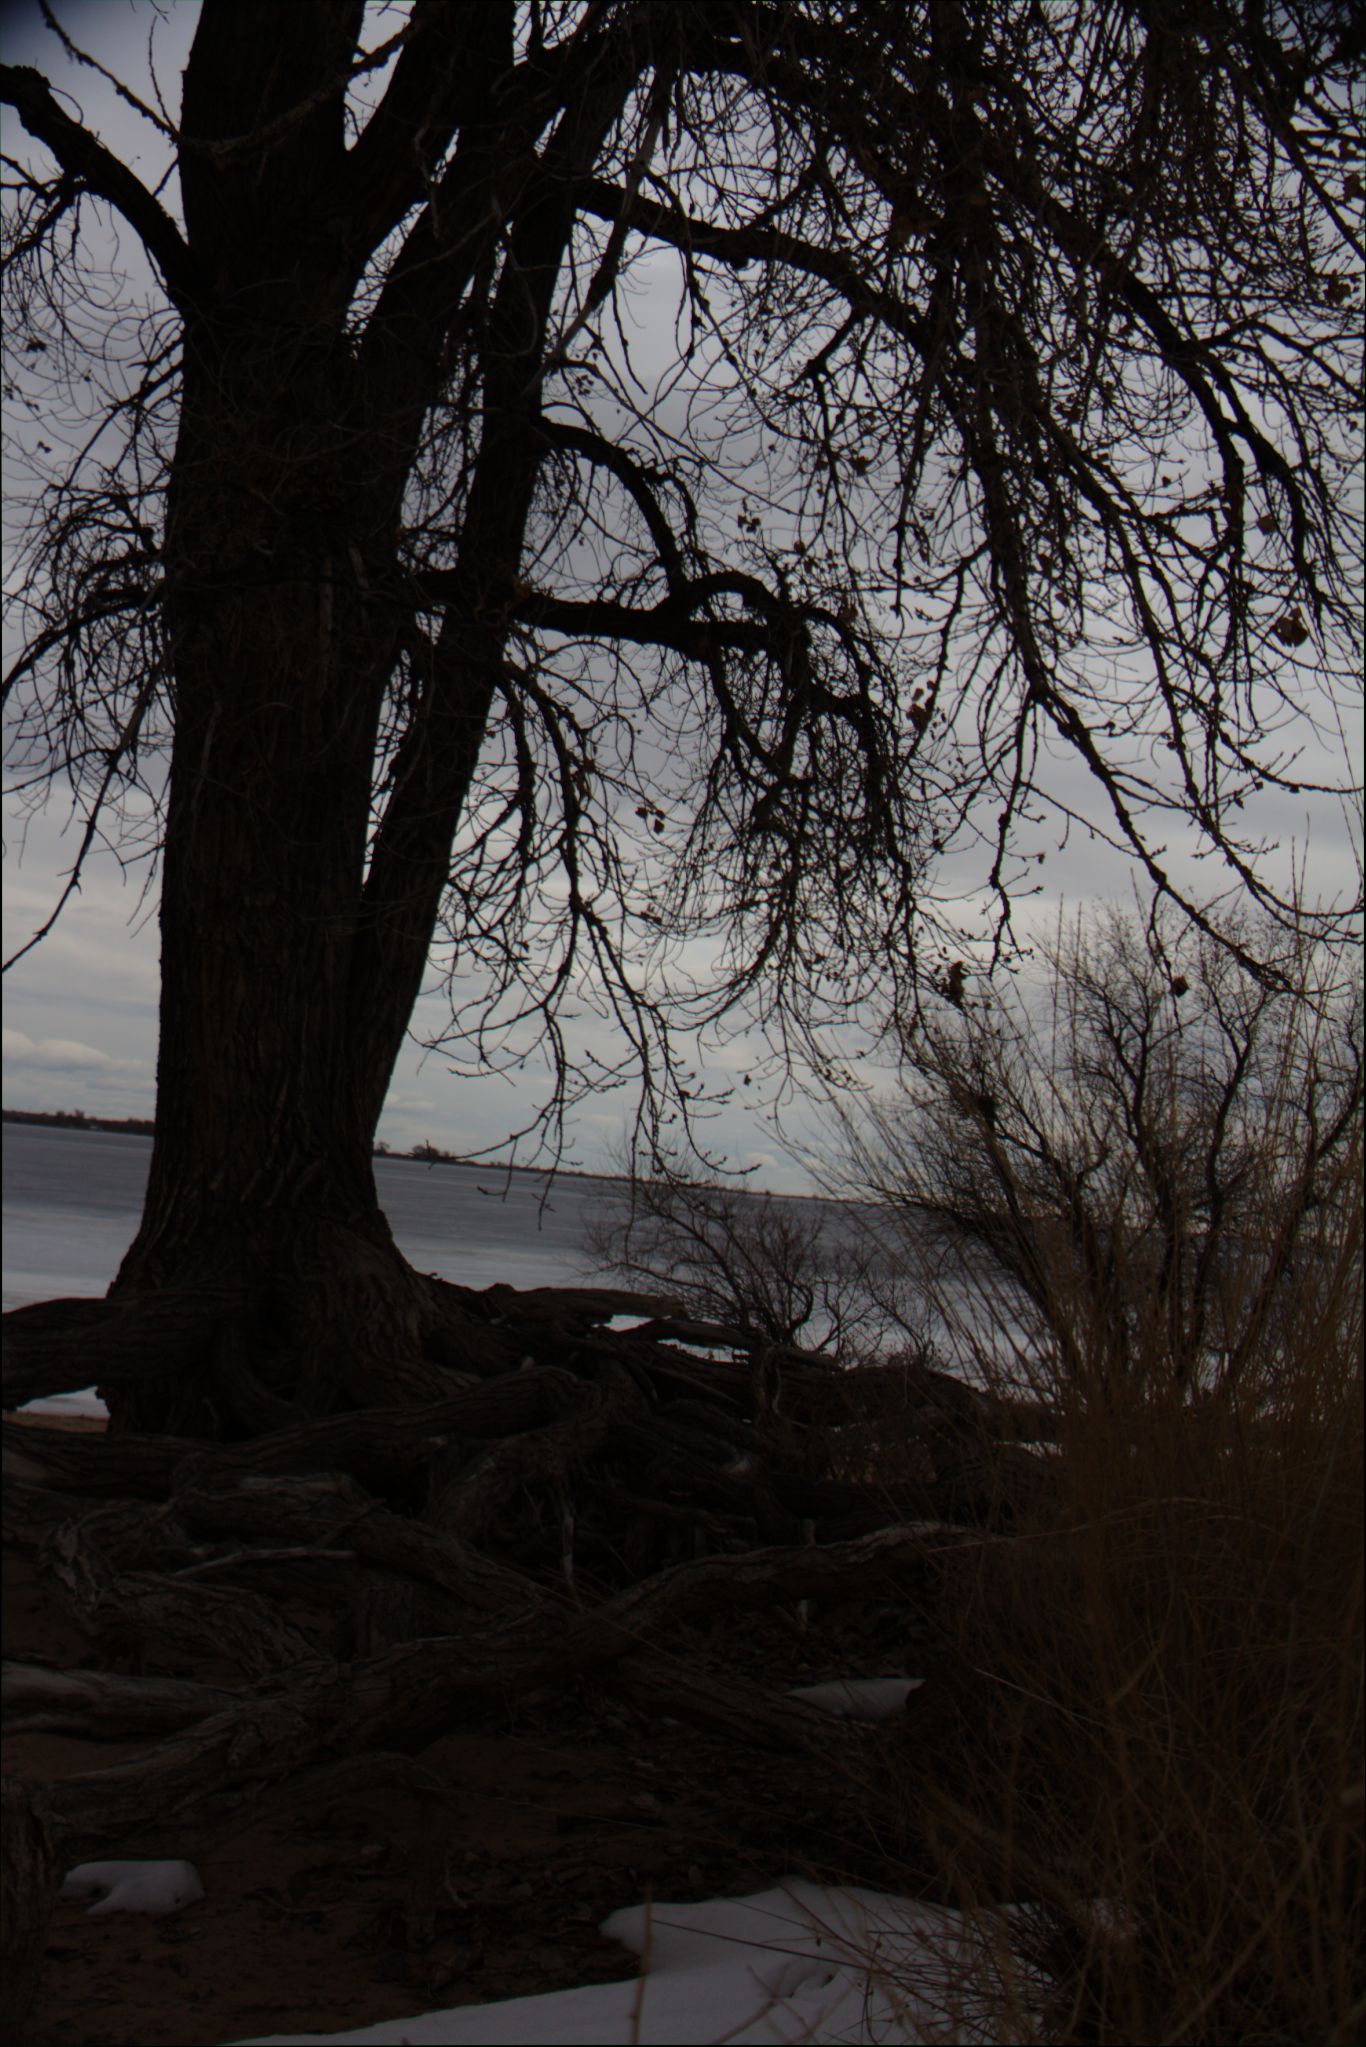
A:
1 1281 1056 2030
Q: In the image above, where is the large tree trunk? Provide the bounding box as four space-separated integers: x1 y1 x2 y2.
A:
105 318 441 1434
98 9 596 1441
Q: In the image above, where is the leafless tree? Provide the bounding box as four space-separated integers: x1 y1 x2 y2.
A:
584 1157 903 1357
1 1 1360 1427
830 896 1363 1414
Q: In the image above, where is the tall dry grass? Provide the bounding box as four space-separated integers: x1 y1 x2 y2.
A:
833 902 1363 2043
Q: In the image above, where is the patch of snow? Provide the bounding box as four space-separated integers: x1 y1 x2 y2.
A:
786 1677 925 1720
234 1878 1043 2045
61 1859 205 1916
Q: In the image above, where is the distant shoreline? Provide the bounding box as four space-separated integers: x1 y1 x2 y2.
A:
0 1107 620 1186
1 1105 832 1201
4 1106 156 1137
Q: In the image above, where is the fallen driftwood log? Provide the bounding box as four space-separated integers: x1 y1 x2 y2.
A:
1 1280 1059 2031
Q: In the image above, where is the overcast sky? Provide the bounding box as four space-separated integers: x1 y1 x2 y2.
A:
3 1 1360 1190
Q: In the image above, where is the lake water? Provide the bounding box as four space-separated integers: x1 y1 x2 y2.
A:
1 1122 640 1318
0 1123 961 1419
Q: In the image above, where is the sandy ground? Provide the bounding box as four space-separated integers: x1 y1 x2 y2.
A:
5 1413 924 2046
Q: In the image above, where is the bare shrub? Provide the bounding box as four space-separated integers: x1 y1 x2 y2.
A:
584 1158 917 1364
833 899 1362 1422
825 902 1364 2043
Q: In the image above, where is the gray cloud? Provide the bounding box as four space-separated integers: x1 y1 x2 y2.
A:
2 1028 148 1078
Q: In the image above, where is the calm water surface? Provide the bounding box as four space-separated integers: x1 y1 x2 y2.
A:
1 1122 633 1316
2 1123 928 1418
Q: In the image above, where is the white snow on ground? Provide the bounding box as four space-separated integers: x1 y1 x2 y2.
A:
61 1859 206 1916
233 1879 1043 2046
42 1716 1059 2047
786 1676 925 1720
49 1857 1046 2043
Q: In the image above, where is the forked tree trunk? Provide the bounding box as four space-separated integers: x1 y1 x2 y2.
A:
105 324 447 1434
94 25 589 1439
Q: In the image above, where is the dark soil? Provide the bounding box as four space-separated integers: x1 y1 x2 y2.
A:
5 1417 931 2046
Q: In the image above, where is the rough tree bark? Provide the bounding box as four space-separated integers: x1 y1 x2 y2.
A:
104 99 524 1426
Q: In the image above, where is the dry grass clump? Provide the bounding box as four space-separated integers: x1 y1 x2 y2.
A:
919 1334 1363 2045
834 901 1363 2043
